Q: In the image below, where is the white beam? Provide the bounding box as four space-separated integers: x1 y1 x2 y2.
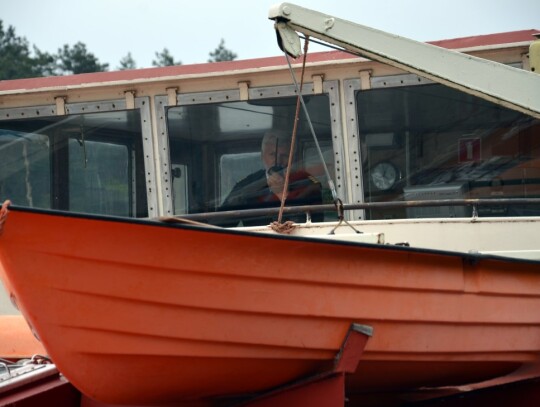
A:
269 3 540 119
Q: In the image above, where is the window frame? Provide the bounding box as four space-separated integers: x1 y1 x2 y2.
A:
0 97 157 217
345 62 539 221
155 81 345 217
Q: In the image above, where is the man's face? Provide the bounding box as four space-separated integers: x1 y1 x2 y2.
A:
262 142 290 171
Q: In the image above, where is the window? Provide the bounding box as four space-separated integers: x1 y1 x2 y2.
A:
0 130 50 208
357 84 540 219
166 95 336 224
219 152 261 205
0 110 148 217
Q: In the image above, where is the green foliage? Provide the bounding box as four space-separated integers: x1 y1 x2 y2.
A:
118 52 137 70
0 20 109 79
152 48 181 67
208 39 237 62
32 46 57 76
0 21 44 79
57 42 109 74
1 19 239 79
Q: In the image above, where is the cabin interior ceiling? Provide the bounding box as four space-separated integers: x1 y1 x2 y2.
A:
166 95 331 142
0 110 141 135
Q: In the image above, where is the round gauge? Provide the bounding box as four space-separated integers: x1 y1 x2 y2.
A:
371 162 399 191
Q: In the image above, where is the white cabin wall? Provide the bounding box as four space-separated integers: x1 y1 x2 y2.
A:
0 43 532 218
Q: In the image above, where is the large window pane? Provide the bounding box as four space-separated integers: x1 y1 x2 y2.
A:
0 110 148 217
357 84 540 219
69 139 130 215
0 131 50 208
166 96 336 225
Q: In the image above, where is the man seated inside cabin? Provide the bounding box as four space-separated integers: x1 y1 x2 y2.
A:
220 130 323 226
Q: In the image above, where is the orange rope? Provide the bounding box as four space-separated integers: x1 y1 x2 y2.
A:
0 200 11 235
276 36 310 225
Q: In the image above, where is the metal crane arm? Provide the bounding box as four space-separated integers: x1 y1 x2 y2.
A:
269 3 540 119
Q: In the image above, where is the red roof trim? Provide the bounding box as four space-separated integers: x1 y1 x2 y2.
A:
427 29 538 49
0 30 537 93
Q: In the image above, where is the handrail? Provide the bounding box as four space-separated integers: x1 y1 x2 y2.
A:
170 198 540 223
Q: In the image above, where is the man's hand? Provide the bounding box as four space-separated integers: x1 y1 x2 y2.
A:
267 172 286 199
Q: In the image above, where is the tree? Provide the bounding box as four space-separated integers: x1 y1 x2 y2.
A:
208 39 237 62
33 46 57 76
118 52 136 70
152 48 181 67
0 21 44 79
1 20 108 78
57 42 108 75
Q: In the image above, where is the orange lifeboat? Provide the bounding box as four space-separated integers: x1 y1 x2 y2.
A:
1 203 540 405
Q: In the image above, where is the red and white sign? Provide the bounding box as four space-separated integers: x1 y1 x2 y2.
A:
458 138 481 163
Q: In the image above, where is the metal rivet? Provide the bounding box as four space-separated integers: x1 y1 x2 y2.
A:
324 18 335 30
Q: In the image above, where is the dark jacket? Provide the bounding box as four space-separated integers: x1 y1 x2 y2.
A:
220 169 323 226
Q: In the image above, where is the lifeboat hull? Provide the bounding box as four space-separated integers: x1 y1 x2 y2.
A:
1 206 540 405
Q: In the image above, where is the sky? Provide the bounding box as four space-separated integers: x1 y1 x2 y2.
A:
2 0 540 70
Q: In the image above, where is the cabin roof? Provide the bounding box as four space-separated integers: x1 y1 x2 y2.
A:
0 29 537 93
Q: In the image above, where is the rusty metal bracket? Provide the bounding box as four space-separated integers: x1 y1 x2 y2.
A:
166 87 178 106
312 74 324 94
238 81 250 101
124 90 136 109
54 96 66 116
241 323 372 407
359 69 372 90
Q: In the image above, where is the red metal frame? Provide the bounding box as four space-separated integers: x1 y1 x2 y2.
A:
0 370 80 407
241 323 373 407
4 322 540 406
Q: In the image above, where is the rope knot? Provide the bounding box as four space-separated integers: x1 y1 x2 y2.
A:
270 220 296 234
